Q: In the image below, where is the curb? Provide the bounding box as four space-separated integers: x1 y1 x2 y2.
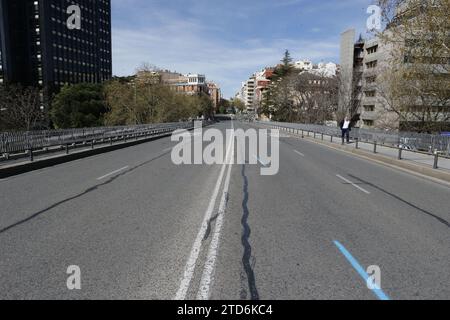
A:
300 134 450 186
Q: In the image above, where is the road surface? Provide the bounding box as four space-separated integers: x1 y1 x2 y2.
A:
0 121 449 300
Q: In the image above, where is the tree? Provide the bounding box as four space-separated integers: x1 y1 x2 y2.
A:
291 72 339 124
217 98 231 114
280 49 293 76
270 50 294 81
197 93 215 120
337 63 363 122
0 85 44 131
50 83 107 129
230 98 245 113
104 77 215 125
260 51 299 121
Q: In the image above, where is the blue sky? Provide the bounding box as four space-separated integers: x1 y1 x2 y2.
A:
112 0 374 98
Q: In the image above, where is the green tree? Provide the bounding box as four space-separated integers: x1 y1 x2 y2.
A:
197 93 214 119
230 98 245 113
104 78 215 125
217 98 231 114
274 49 294 79
261 50 296 121
50 83 107 128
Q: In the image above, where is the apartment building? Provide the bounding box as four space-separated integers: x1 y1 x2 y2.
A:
244 77 256 111
338 30 365 124
360 38 383 128
237 68 274 113
207 82 221 112
172 74 209 95
339 0 450 132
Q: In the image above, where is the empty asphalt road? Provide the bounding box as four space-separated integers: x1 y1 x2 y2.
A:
0 121 449 300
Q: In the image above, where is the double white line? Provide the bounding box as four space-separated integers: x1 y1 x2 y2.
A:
175 122 235 301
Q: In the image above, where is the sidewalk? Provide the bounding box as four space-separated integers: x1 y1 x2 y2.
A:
352 140 450 172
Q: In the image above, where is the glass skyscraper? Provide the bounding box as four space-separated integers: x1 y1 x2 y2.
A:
0 0 112 91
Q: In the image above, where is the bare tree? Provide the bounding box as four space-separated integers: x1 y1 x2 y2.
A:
337 62 363 123
374 0 450 132
291 71 339 124
0 85 43 131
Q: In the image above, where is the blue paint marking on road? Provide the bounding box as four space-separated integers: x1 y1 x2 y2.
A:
333 241 391 301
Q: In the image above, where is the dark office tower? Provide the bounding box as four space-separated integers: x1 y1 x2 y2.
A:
0 0 112 90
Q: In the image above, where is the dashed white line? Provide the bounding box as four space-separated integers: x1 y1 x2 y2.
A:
96 166 129 180
336 174 371 194
294 150 305 157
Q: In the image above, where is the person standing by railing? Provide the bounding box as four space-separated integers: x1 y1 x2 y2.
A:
340 117 351 144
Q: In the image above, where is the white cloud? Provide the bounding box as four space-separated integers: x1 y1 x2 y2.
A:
112 23 339 98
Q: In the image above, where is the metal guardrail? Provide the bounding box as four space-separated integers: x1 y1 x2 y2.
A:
258 121 450 170
259 121 450 155
0 121 204 162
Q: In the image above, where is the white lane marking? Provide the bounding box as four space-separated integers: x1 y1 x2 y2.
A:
294 150 305 157
336 174 371 194
196 143 234 300
175 121 235 300
96 166 129 180
252 155 268 167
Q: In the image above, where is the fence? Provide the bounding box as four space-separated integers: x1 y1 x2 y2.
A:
0 121 196 158
259 121 450 156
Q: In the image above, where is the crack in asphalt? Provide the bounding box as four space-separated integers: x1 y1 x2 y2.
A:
0 151 171 235
241 164 260 300
348 174 450 228
203 192 229 242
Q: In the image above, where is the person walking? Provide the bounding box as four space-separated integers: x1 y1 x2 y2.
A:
340 117 351 144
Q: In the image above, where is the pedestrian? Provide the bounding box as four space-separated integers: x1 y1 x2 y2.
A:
340 117 351 144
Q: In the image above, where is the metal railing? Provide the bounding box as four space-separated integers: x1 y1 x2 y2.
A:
0 121 205 162
257 121 450 169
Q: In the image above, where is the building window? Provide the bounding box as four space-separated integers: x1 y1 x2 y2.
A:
366 61 377 69
367 45 378 54
364 105 375 112
363 120 374 126
366 76 376 84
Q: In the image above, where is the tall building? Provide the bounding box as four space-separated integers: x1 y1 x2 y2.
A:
0 0 112 91
360 37 384 128
339 0 450 132
244 77 256 111
237 68 274 115
338 29 365 122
